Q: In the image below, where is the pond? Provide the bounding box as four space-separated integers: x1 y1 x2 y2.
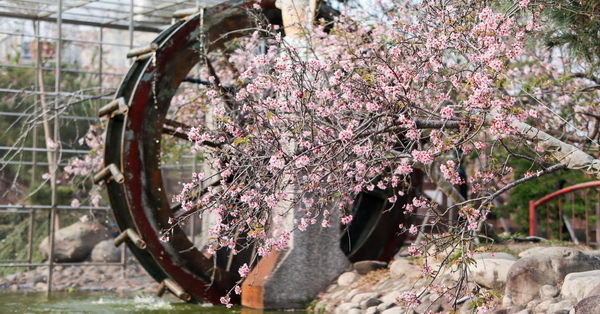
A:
0 291 303 314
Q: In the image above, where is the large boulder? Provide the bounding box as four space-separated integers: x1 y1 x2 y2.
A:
39 221 112 262
90 239 121 263
561 270 600 302
504 247 600 306
470 254 516 291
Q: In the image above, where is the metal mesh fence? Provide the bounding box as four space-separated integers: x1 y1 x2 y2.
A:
0 0 206 292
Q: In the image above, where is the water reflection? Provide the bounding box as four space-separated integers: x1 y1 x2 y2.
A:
0 291 304 313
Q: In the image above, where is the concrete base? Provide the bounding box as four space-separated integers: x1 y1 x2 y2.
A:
241 215 350 309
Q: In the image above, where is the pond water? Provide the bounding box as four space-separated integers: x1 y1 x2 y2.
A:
0 291 302 314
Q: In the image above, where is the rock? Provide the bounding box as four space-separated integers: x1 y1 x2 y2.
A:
515 310 531 314
532 298 555 313
561 270 600 302
27 275 46 285
344 288 361 301
377 301 397 312
34 282 47 291
362 297 382 309
470 255 516 290
507 305 525 313
503 295 514 308
415 301 442 313
365 306 379 314
504 247 600 305
329 289 346 301
518 247 547 258
381 307 405 314
588 282 600 297
90 240 121 263
547 300 575 313
458 300 474 314
338 271 358 286
351 292 377 304
354 260 388 275
380 290 402 303
314 300 328 313
389 259 413 279
347 309 362 314
335 302 360 314
539 285 559 299
584 250 600 258
574 295 600 314
39 222 112 262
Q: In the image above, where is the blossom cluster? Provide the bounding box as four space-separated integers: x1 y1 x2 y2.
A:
160 0 600 310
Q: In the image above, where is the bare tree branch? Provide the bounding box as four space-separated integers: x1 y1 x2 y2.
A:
413 159 466 205
510 119 600 178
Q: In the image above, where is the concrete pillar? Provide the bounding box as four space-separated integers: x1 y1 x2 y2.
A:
242 200 349 309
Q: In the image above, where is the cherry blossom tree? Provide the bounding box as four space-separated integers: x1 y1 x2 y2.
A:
161 0 600 310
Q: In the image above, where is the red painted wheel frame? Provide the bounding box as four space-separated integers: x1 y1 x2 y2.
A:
102 1 276 304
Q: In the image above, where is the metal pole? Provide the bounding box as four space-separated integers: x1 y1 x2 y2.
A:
27 209 34 269
98 27 103 111
32 21 40 184
129 0 134 50
48 0 63 295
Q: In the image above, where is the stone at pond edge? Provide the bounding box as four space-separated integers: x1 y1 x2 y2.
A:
354 260 388 275
39 222 112 262
91 240 121 263
504 247 600 306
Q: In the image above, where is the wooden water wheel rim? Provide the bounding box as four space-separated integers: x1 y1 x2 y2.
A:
103 1 270 304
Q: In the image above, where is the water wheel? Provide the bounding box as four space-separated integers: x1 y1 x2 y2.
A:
97 0 411 305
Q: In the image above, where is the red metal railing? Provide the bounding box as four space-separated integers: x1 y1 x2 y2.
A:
529 181 600 244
